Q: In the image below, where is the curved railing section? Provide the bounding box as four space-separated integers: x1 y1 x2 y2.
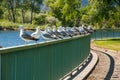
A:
92 29 120 40
0 34 90 80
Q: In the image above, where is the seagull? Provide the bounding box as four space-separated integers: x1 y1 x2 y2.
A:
71 27 81 35
45 27 59 39
39 27 58 40
52 26 64 39
19 25 39 43
66 27 75 37
31 27 41 39
81 25 89 34
57 26 68 37
41 30 58 40
87 25 95 33
82 24 92 33
58 26 72 37
79 26 87 35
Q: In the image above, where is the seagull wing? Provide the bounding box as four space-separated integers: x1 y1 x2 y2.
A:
43 33 53 39
22 32 38 41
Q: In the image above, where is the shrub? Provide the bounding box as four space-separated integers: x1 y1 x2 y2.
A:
32 13 47 25
46 16 59 26
0 7 3 18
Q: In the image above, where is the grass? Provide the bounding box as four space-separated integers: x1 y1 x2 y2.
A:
0 19 47 30
93 38 120 51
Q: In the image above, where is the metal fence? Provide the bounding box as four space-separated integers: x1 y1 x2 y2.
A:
92 29 120 40
0 34 90 80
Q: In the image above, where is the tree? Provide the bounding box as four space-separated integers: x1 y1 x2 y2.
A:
18 0 31 23
0 0 43 23
30 0 42 24
1 0 19 22
46 0 81 26
87 0 120 28
0 6 3 18
62 0 81 26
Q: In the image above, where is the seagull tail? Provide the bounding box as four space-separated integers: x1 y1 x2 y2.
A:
57 35 63 39
0 46 3 48
69 35 73 37
32 37 39 41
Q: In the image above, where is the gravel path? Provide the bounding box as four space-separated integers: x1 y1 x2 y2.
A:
87 44 120 80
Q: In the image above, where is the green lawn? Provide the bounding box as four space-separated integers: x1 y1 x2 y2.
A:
93 38 120 51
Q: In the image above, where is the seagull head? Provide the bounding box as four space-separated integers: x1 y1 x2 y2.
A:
58 26 62 32
46 26 52 32
36 26 40 31
47 26 51 29
82 24 84 27
62 27 65 31
66 27 71 30
52 25 57 31
88 25 91 30
19 25 24 30
31 26 41 39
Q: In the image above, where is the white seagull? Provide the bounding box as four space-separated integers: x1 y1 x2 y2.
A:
57 26 70 37
31 27 41 39
87 25 95 33
45 27 59 39
52 26 64 39
19 25 38 43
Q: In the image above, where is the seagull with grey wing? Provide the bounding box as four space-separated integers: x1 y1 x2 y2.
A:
65 27 74 37
45 27 59 39
19 25 39 43
82 24 90 33
71 27 81 35
87 25 95 33
31 27 41 39
79 25 88 35
38 27 58 40
58 26 72 37
52 26 64 39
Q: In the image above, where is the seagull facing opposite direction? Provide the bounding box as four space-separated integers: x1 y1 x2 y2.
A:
19 25 39 43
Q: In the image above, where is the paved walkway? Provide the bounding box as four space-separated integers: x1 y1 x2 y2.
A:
73 51 98 80
64 44 120 80
87 44 120 80
87 49 111 80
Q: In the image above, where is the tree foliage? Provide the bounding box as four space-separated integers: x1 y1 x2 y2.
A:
0 0 43 23
84 0 120 28
0 6 3 18
0 0 120 29
46 0 81 27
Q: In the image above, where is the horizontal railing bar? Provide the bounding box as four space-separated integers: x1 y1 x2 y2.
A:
0 34 89 54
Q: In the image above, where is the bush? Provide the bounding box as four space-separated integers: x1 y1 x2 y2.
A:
46 16 58 25
32 13 47 25
56 21 62 27
0 20 40 30
0 7 3 18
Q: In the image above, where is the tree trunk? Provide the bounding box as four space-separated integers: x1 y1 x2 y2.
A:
30 8 33 24
30 0 35 24
21 8 25 23
9 0 16 22
11 7 16 22
8 8 12 21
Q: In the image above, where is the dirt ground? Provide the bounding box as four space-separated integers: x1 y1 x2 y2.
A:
87 43 120 80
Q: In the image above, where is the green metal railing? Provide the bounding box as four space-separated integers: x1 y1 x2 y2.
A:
0 34 90 80
92 29 120 39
